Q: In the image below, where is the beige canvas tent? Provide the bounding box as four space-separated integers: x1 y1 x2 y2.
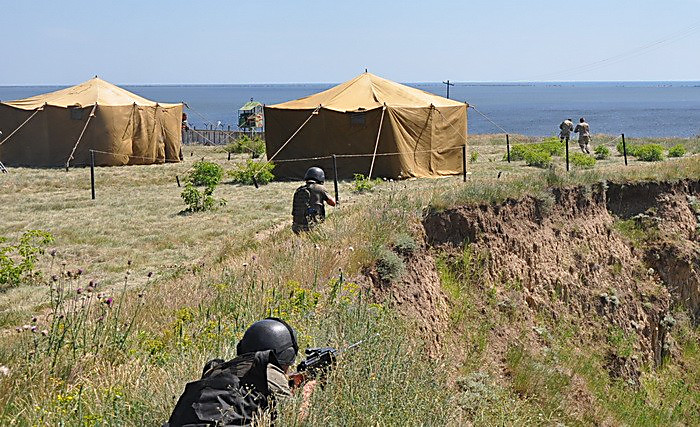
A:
264 72 468 179
0 78 182 167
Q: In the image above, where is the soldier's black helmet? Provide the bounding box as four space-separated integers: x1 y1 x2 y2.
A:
580 117 585 123
236 317 299 367
304 167 325 184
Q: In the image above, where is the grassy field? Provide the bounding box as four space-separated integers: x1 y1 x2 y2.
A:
0 134 698 425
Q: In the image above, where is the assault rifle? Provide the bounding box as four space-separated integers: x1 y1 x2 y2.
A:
288 335 376 388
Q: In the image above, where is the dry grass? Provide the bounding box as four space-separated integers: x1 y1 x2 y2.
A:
0 136 698 425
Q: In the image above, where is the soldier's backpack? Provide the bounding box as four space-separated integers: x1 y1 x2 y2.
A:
165 350 277 427
292 184 317 229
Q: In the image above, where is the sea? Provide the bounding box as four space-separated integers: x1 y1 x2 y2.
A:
1 81 699 137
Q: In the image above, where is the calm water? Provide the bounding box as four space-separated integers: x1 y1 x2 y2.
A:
1 82 699 137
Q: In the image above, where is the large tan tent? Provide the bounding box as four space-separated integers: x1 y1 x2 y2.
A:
264 72 468 179
0 78 182 167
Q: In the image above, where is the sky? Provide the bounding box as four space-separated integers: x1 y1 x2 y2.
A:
1 0 699 85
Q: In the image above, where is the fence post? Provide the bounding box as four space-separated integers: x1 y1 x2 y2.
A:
90 150 96 200
462 145 467 182
176 175 181 187
332 154 339 203
506 134 511 163
622 133 628 166
565 138 570 171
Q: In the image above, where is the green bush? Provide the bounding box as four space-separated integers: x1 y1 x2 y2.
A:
0 230 54 290
506 139 564 162
230 160 275 185
393 233 418 255
470 151 479 163
375 248 405 282
352 174 380 193
181 184 225 213
523 150 552 168
225 136 266 158
634 144 665 162
594 145 610 160
187 160 224 187
668 144 686 158
570 152 596 168
616 140 639 156
537 137 566 156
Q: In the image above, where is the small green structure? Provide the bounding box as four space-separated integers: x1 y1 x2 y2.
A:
238 98 264 130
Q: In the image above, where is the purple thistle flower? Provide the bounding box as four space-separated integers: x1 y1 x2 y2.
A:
77 287 83 295
77 268 83 276
31 317 37 323
147 271 153 278
49 249 57 257
104 297 114 307
51 275 59 282
67 271 73 278
30 326 37 333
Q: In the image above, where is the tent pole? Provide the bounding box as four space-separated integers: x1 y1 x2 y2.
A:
368 104 387 180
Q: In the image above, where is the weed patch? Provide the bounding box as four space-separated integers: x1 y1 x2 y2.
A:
230 160 275 185
571 152 596 168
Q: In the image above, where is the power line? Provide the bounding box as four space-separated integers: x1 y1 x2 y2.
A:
523 21 700 81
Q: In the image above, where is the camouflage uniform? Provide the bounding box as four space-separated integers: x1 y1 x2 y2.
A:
574 121 591 154
292 181 332 233
266 364 292 398
559 119 574 142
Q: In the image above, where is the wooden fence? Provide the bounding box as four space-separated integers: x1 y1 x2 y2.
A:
183 127 264 145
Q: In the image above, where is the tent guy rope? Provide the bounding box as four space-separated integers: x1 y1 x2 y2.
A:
65 103 98 169
0 105 44 147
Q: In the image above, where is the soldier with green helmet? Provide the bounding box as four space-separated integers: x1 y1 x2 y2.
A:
292 167 337 234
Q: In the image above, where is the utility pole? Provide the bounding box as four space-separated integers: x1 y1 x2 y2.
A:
442 80 455 99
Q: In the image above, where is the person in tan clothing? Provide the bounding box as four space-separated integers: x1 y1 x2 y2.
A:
559 118 574 143
574 117 592 154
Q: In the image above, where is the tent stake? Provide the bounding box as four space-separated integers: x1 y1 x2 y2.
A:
462 145 467 182
565 137 570 171
332 154 339 204
90 150 96 200
506 134 511 163
622 133 628 166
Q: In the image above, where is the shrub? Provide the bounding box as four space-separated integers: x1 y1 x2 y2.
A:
668 144 686 158
375 248 405 282
187 160 223 187
594 145 610 160
537 137 565 156
470 152 479 163
616 140 639 156
506 139 564 162
394 233 418 255
0 230 54 290
570 152 596 168
523 150 552 168
634 144 664 162
230 160 275 185
181 184 226 213
352 174 380 193
225 136 266 158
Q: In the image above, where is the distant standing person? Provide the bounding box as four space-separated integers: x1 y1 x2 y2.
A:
559 118 574 144
574 117 592 154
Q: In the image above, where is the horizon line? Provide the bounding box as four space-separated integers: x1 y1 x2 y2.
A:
2 79 700 87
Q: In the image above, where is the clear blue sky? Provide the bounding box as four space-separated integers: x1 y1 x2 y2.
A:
2 0 698 84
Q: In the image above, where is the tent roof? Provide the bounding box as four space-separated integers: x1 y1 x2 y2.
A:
1 77 181 110
267 72 467 112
